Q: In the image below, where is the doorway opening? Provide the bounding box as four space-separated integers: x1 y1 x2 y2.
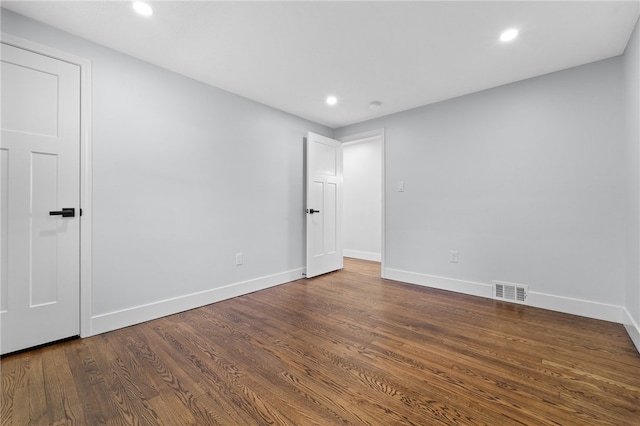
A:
340 129 385 277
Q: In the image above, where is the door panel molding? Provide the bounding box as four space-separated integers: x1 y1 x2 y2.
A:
1 33 93 338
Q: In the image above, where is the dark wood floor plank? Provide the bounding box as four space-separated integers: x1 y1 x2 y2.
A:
142 321 252 425
162 318 327 426
2 258 640 425
124 323 240 425
218 300 431 425
237 283 556 424
225 295 495 425
178 307 358 425
25 350 50 425
63 341 108 425
0 353 27 424
45 344 87 425
228 292 543 425
87 333 158 425
159 320 265 425
7 354 31 424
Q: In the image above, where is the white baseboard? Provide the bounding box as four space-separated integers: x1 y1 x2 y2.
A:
90 268 304 336
385 268 492 298
384 268 626 324
623 309 640 353
344 249 381 262
527 291 624 323
89 265 639 356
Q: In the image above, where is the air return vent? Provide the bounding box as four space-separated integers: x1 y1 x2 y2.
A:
493 281 528 304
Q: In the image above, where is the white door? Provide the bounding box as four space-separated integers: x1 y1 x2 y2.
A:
1 43 81 354
305 132 343 278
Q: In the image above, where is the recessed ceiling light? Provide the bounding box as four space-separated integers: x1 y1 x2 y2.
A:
369 101 382 109
326 96 338 106
133 2 153 17
500 28 519 42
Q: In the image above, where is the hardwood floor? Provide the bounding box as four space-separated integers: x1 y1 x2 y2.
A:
2 258 639 425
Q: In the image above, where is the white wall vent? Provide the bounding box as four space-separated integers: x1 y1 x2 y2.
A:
493 281 528 304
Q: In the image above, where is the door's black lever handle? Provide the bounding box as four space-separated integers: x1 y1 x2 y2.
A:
49 208 75 218
306 209 320 214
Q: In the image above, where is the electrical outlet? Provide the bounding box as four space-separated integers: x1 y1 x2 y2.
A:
235 252 243 266
450 250 458 263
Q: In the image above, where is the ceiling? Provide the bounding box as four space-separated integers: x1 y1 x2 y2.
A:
3 1 639 128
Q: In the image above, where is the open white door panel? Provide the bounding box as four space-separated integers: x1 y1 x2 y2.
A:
305 132 343 278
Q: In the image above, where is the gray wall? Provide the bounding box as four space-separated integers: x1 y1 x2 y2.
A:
2 10 331 321
335 57 627 311
624 16 640 347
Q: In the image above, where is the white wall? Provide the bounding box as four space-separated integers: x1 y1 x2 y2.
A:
335 57 627 323
343 137 382 261
2 10 332 334
623 16 640 351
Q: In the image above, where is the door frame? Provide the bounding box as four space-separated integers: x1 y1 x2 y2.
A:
338 129 386 278
1 33 93 337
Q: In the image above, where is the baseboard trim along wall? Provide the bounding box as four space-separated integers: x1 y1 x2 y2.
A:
526 291 624 323
90 265 637 353
384 268 626 325
385 268 493 299
90 268 304 336
623 310 640 353
344 249 382 262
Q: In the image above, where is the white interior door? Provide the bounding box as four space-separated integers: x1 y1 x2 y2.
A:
1 43 81 354
306 132 343 278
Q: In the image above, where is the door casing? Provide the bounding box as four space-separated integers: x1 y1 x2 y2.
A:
1 33 93 337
